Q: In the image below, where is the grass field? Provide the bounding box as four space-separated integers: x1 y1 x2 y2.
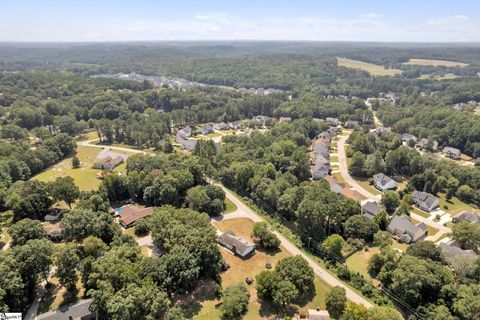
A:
346 247 380 281
438 193 477 216
224 198 237 214
418 73 459 80
33 146 134 191
185 218 331 319
337 57 403 76
404 58 468 67
411 207 431 218
353 177 382 196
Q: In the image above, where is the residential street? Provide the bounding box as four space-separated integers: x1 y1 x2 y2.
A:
217 185 374 308
77 139 148 154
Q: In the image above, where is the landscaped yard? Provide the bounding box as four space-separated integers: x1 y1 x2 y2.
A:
183 218 331 319
411 207 431 219
346 247 380 281
33 146 134 191
223 198 237 214
353 177 382 196
438 193 477 216
337 57 403 76
411 218 438 236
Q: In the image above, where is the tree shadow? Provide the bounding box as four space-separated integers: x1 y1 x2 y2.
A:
60 286 79 307
175 279 218 319
37 283 59 314
258 298 298 318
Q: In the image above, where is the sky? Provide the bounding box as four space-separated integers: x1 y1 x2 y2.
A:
1 0 480 42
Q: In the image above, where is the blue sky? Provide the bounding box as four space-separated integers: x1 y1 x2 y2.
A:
1 0 480 42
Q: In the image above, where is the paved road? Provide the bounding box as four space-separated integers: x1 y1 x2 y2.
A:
217 185 373 308
77 139 148 154
337 131 450 241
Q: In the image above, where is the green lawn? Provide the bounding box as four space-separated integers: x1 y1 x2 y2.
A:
346 247 380 281
438 193 477 216
223 198 237 214
332 172 346 185
391 240 409 252
353 177 382 196
206 132 222 138
329 154 339 163
411 218 438 236
411 207 430 218
33 146 133 191
337 57 403 76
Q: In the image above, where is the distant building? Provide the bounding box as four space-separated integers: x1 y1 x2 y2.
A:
308 309 330 320
401 133 417 144
452 211 480 226
412 190 439 212
118 205 155 228
417 138 438 151
228 121 243 130
176 126 193 140
279 116 292 122
36 299 94 320
326 117 339 126
362 201 385 219
92 149 129 171
312 164 330 180
440 240 477 268
344 120 359 128
213 122 228 131
218 231 255 258
372 173 397 191
373 126 392 136
199 124 213 135
387 215 427 243
442 147 461 159
44 223 64 241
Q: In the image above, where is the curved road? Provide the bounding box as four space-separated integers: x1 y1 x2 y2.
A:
218 185 374 308
77 139 148 154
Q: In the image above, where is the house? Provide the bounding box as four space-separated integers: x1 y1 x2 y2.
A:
199 124 213 135
228 121 243 130
312 164 330 180
442 147 461 159
373 127 392 136
412 190 439 212
176 126 193 140
387 215 428 243
452 211 480 225
36 299 94 320
440 241 477 267
118 205 155 228
327 127 339 137
326 117 339 126
362 201 385 219
44 223 64 241
279 116 292 122
92 149 129 171
218 231 255 258
324 176 343 194
44 210 63 222
401 133 417 144
178 138 197 152
316 131 332 141
308 309 330 320
417 138 438 151
344 120 359 128
372 173 397 191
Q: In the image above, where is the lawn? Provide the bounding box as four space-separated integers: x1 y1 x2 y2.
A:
353 177 382 196
404 58 468 67
411 218 438 236
33 146 133 191
206 132 223 138
184 218 331 319
332 172 346 185
37 275 85 315
391 240 409 252
223 198 237 214
329 154 339 163
337 57 403 76
346 247 380 281
438 193 477 216
411 207 431 218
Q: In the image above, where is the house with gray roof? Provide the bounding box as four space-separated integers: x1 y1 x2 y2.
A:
326 117 339 126
417 138 438 151
36 299 94 320
412 190 439 212
402 133 417 144
176 126 192 140
218 231 255 258
372 173 397 191
344 120 359 128
312 164 330 180
452 211 480 226
92 149 129 171
387 215 428 243
199 124 213 135
442 146 461 159
213 122 228 131
362 201 385 219
440 240 477 268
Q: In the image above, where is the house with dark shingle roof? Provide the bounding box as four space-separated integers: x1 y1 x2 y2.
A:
362 201 385 219
442 146 461 159
218 231 255 258
417 138 438 151
326 117 339 126
440 240 477 268
412 190 439 212
344 120 359 128
312 164 330 180
401 133 417 143
452 211 480 226
372 173 397 191
387 215 427 243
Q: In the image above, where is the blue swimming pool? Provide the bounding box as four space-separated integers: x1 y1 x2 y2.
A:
114 207 124 216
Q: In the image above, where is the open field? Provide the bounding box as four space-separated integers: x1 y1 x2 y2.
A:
184 218 331 319
337 57 403 76
418 73 459 80
346 247 380 281
33 146 134 191
404 58 468 67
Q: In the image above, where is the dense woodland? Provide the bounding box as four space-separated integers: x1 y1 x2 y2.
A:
0 43 480 319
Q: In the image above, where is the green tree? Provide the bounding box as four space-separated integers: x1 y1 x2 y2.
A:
381 191 400 214
451 221 480 252
349 152 366 177
326 286 347 319
221 283 250 319
61 209 115 243
71 156 81 169
343 215 379 242
321 234 345 261
8 218 45 246
406 241 444 262
272 280 298 306
251 221 280 250
275 256 314 293
82 236 108 258
13 239 53 289
56 244 80 290
373 210 389 230
453 284 480 320
373 231 392 248
50 176 80 209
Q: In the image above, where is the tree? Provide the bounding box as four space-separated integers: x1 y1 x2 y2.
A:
453 284 480 320
82 236 108 258
326 286 347 319
56 244 80 290
13 239 53 289
251 221 280 250
321 234 345 261
366 306 402 320
8 218 45 246
71 156 81 169
0 251 25 312
7 180 52 221
255 270 277 300
220 283 250 319
185 185 226 216
50 176 80 209
406 241 444 262
373 210 389 230
373 231 392 248
451 221 480 252
343 215 379 242
61 209 115 243
164 306 186 320
272 280 298 306
275 256 314 293
349 152 366 177
381 191 400 214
